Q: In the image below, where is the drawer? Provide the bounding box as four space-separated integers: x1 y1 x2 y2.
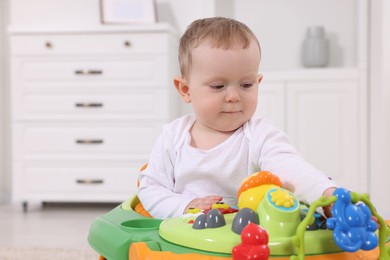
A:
10 33 174 55
13 90 172 120
17 163 139 194
11 56 170 88
13 124 161 159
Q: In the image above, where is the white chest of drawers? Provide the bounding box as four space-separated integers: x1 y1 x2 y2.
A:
9 26 179 210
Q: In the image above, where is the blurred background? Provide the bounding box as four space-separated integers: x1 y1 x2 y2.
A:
0 0 389 220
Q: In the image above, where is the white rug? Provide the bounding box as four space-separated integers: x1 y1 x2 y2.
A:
0 246 99 260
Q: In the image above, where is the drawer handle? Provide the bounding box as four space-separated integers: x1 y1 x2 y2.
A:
75 102 103 108
76 139 104 144
45 41 53 49
76 179 104 185
124 41 132 47
75 69 103 75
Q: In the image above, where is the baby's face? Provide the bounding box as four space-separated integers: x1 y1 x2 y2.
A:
186 39 261 133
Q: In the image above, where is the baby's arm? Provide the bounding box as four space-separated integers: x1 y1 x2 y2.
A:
138 157 191 218
184 195 223 213
138 128 207 218
255 119 338 206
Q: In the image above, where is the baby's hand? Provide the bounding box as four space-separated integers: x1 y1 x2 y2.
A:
371 215 380 229
184 195 223 213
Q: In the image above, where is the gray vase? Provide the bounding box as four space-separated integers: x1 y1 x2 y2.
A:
302 26 329 67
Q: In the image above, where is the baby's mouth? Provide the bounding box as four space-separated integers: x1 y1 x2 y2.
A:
222 111 242 114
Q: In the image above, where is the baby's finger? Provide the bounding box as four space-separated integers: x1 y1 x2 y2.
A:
204 195 223 202
371 215 380 228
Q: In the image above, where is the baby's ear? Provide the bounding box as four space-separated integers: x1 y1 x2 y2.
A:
174 76 191 103
258 74 263 84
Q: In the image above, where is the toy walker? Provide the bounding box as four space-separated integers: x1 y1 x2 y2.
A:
88 171 390 259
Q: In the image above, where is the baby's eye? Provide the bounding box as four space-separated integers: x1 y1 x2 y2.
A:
209 85 225 90
241 83 254 89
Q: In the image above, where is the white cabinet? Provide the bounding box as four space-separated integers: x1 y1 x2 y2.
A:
286 80 361 191
255 69 367 193
255 82 285 130
9 26 179 210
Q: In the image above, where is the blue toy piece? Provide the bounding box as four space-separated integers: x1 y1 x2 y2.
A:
326 188 378 252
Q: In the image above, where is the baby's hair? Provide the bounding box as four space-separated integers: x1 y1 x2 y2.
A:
178 17 261 79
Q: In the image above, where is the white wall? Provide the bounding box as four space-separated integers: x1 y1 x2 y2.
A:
8 0 100 27
370 0 390 219
155 0 216 33
0 0 6 203
231 0 358 70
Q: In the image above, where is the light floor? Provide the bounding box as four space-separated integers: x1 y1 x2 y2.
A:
0 202 117 253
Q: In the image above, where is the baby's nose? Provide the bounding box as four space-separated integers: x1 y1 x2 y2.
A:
225 87 240 102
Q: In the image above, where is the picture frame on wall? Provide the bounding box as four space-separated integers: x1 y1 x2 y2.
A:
100 0 157 24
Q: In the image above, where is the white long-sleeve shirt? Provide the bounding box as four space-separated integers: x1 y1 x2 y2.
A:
137 114 337 219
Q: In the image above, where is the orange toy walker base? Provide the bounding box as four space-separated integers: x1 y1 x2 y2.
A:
129 232 390 260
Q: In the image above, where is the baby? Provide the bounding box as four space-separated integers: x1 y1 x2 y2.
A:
138 17 337 219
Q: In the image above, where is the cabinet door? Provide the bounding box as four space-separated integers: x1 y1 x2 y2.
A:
286 80 364 192
13 123 162 160
12 161 140 202
255 82 285 130
11 56 170 89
